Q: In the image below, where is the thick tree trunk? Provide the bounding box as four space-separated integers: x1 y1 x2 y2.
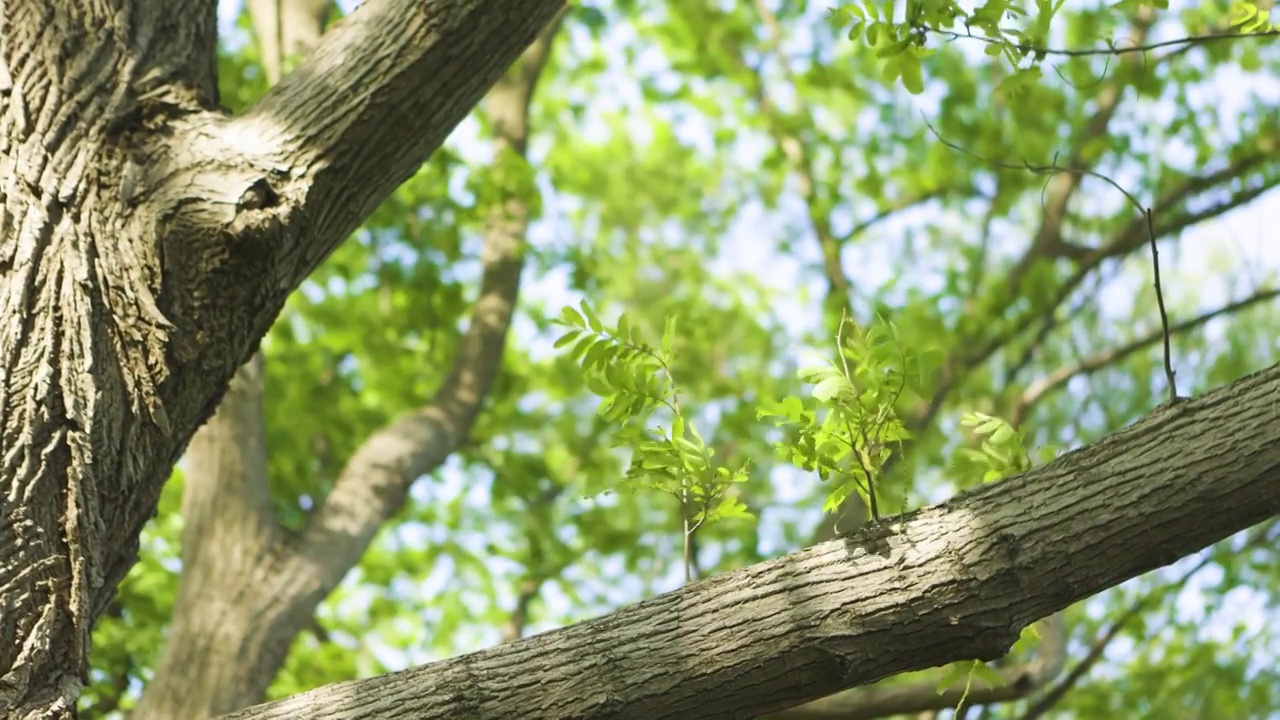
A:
0 0 563 715
219 365 1279 720
0 3 222 715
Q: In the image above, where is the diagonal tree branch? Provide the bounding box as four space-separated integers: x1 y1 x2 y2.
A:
1100 151 1273 263
1017 521 1278 720
221 0 564 284
1011 287 1280 425
771 614 1067 720
215 363 1280 720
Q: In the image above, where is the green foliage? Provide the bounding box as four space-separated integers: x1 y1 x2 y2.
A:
555 301 753 579
86 0 1280 717
1227 1 1279 33
827 0 1278 94
759 316 924 521
952 410 1056 484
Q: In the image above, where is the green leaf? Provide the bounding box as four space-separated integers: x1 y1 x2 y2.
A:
812 376 849 402
661 315 678 358
882 57 901 83
559 305 586 329
989 423 1015 445
900 55 924 94
970 660 1005 688
867 21 883 46
553 330 581 349
580 300 604 334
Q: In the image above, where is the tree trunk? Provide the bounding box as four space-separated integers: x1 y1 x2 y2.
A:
0 0 564 715
133 1 567 714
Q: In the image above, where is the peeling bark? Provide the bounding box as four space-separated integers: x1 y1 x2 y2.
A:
0 0 563 715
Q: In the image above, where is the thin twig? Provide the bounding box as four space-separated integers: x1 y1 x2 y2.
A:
1144 208 1178 402
1012 287 1280 423
924 27 1278 58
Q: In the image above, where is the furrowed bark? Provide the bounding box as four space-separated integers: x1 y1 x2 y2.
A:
0 1 219 714
0 0 562 715
134 5 565 717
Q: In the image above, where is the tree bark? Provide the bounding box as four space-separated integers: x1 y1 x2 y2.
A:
218 364 1278 720
134 5 566 715
0 0 563 715
131 0 326 715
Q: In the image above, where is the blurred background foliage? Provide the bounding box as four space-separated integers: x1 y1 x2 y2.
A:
85 0 1278 717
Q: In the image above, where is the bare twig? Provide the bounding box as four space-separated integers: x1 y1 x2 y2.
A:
1011 288 1279 423
1144 209 1178 402
924 27 1278 58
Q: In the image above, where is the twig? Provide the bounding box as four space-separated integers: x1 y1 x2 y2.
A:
1144 209 1178 402
1012 287 1280 423
924 28 1278 58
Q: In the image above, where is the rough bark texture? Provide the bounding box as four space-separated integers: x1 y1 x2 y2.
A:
774 614 1067 720
131 0 326 715
0 0 564 716
134 5 566 715
219 364 1279 720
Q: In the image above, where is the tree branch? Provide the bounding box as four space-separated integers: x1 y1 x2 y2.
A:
927 27 1279 59
227 0 564 282
1003 9 1155 294
907 149 1276 438
290 5 565 595
1012 287 1280 425
1017 521 1278 720
772 614 1067 720
748 0 950 324
216 364 1280 720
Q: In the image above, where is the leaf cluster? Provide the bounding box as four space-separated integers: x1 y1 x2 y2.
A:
555 302 753 534
758 316 920 519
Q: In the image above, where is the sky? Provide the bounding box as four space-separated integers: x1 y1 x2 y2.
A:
209 0 1279 691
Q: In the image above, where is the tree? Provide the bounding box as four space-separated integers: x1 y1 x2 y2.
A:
0 0 563 716
4 0 1277 719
